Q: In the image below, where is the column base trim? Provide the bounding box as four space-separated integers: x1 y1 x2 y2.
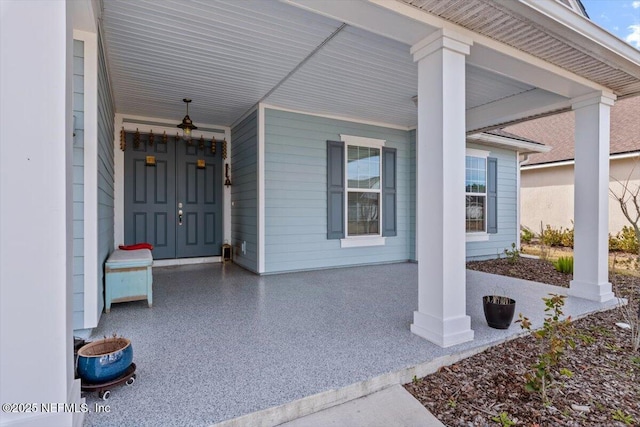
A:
411 311 474 347
568 280 615 302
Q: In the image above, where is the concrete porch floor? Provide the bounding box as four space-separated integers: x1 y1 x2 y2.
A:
83 262 618 427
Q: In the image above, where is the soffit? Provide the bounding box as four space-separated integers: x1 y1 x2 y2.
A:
397 0 640 97
101 0 541 128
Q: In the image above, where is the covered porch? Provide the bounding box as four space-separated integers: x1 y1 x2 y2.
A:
83 262 617 426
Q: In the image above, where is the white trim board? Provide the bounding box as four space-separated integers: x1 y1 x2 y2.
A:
261 103 412 131
522 151 640 170
257 104 266 274
74 29 100 329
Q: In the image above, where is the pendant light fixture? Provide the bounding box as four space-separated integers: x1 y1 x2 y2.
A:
177 98 197 142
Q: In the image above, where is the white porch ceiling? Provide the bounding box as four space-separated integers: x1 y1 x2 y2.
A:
101 0 551 129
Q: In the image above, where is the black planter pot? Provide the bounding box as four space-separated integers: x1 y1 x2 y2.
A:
482 296 516 329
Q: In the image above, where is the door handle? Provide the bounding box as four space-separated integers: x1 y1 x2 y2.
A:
178 209 183 225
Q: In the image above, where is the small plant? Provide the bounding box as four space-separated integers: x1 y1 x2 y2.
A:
412 375 419 384
521 226 535 244
491 411 516 427
612 409 636 425
561 221 574 248
517 294 575 406
631 355 640 367
609 226 640 254
615 282 640 352
504 243 520 264
576 332 595 345
538 222 551 261
541 224 564 247
553 256 573 274
447 398 457 408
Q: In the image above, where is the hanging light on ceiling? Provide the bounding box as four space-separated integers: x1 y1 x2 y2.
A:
177 98 197 142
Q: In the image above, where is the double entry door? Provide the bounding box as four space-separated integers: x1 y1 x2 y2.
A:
124 132 222 259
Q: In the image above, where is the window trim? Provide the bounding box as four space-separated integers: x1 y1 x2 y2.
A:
466 148 490 240
340 134 386 248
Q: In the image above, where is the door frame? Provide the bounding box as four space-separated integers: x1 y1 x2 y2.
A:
114 113 232 262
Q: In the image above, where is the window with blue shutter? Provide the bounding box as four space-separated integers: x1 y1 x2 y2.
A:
465 154 497 234
327 138 396 240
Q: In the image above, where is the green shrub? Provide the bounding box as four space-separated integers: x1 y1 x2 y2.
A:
560 222 574 248
609 226 639 254
553 256 573 274
504 243 520 264
520 226 535 244
539 224 574 248
541 224 564 247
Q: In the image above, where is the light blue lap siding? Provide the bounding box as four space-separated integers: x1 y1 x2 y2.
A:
72 39 85 330
465 143 518 260
231 111 258 272
264 109 411 274
97 32 115 318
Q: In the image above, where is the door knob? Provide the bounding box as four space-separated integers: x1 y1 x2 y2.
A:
178 209 183 225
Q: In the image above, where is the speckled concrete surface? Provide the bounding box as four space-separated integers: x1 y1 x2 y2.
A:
82 262 618 427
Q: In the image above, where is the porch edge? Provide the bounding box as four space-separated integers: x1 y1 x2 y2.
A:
209 344 492 427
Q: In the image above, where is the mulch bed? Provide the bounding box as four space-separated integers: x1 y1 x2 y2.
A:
405 257 640 427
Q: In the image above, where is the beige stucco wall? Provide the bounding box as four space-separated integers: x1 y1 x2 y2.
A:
521 155 640 235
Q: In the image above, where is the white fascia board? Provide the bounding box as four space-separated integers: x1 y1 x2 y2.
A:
367 0 611 95
466 89 571 132
513 0 640 78
522 151 640 170
286 0 610 98
467 45 594 99
261 103 412 131
467 132 551 154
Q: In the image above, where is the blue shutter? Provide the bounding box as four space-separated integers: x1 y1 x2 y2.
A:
327 140 345 239
382 147 397 237
487 157 498 234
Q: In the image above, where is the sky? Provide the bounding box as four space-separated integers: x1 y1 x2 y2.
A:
581 0 640 49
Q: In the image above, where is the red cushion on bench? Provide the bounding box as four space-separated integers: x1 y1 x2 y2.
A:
119 243 154 251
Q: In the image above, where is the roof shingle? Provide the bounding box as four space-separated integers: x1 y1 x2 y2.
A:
504 96 640 165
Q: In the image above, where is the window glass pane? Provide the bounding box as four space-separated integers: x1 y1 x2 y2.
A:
347 192 380 235
465 156 486 194
347 146 380 189
466 195 486 232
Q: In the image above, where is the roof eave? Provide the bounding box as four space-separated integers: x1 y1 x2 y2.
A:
467 132 551 154
503 0 640 97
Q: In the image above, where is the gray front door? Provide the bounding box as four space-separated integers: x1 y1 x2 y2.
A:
175 139 222 258
124 132 222 259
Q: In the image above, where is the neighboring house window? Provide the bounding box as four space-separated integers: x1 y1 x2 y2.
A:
466 149 498 238
327 135 396 247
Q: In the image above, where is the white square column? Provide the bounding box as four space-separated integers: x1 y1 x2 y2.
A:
1 1 82 426
410 30 474 347
569 93 616 302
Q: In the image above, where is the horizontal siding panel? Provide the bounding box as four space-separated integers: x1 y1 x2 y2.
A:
231 111 258 271
264 108 411 273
